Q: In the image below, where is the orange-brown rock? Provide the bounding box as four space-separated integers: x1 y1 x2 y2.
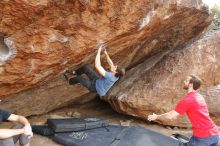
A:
104 29 220 127
0 0 211 116
0 0 210 96
0 75 98 116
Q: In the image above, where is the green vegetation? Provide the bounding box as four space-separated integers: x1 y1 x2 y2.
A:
211 4 220 19
208 4 220 30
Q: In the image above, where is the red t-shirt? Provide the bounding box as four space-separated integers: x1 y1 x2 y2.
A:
175 91 219 138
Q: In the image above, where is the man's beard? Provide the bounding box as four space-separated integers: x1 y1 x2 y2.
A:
183 85 188 90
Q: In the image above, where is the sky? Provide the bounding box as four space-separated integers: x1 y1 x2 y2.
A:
202 0 220 8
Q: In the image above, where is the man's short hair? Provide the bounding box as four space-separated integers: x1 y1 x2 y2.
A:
189 75 201 90
115 68 125 77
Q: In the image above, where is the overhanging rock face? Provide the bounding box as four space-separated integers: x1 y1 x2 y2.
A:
0 0 212 117
0 0 210 97
104 29 220 127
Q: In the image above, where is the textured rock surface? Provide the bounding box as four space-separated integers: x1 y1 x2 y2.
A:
104 29 220 127
201 85 220 120
0 75 98 116
0 0 211 117
0 0 210 97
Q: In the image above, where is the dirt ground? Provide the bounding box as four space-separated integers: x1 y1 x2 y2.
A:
6 98 193 146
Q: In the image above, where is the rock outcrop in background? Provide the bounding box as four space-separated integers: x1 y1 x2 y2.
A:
1 0 218 127
105 29 220 127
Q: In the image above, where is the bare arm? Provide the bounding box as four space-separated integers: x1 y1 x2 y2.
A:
95 45 106 77
8 114 30 126
8 114 33 137
0 129 24 139
148 110 180 122
104 49 114 67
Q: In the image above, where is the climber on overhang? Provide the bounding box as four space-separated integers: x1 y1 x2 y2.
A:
63 44 125 97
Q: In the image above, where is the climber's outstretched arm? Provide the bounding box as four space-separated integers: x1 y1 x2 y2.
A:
104 49 114 67
95 45 106 77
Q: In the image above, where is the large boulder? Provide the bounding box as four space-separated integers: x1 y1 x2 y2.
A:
0 0 211 116
104 29 220 127
0 0 211 97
